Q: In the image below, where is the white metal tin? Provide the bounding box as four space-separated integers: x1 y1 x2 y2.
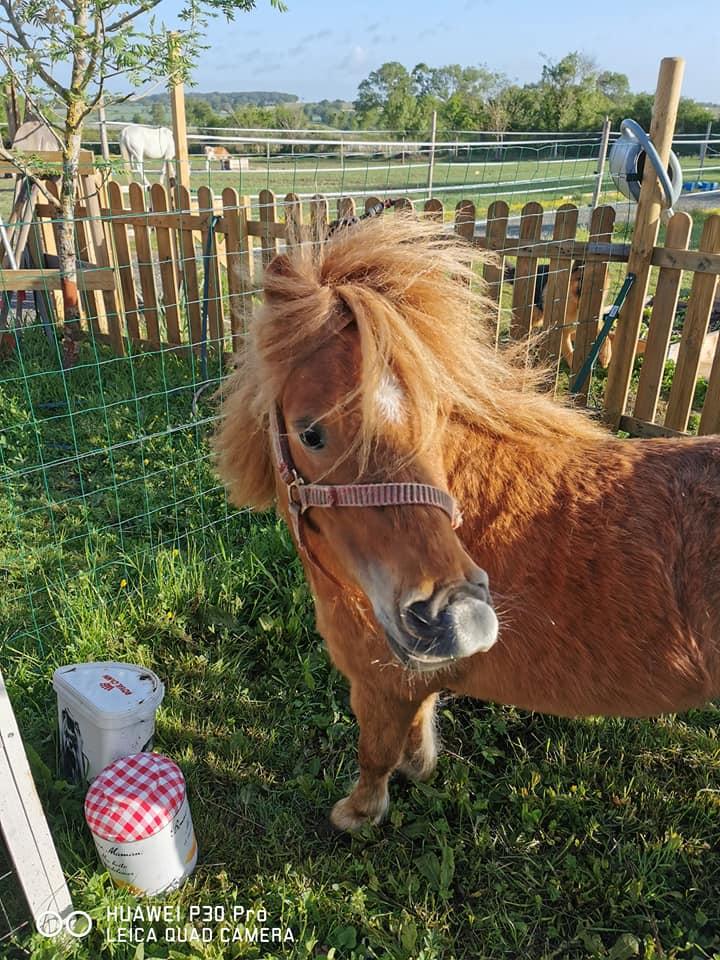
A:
89 792 197 896
52 662 164 783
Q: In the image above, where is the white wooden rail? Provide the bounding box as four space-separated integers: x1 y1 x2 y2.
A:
0 668 73 939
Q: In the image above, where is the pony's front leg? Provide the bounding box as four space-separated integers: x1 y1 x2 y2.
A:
330 682 418 832
397 692 439 781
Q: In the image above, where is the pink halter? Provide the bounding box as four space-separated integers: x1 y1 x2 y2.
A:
269 403 462 583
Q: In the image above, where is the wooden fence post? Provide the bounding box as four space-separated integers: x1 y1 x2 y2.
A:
427 110 437 200
169 36 191 203
603 57 685 428
590 116 612 211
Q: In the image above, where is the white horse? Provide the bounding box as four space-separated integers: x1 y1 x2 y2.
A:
119 124 176 188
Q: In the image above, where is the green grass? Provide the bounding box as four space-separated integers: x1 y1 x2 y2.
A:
180 152 719 214
2 314 720 959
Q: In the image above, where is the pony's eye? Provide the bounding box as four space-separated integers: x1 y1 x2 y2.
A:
299 425 325 450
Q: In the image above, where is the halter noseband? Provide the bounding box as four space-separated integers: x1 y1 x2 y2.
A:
269 404 462 584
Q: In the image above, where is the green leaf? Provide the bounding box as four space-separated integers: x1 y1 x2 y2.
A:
400 919 418 952
439 844 455 899
608 934 640 960
332 925 357 949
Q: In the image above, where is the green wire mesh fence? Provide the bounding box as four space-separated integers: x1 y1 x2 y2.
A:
0 134 718 950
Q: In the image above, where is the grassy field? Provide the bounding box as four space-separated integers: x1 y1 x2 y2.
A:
110 152 720 216
1 304 720 960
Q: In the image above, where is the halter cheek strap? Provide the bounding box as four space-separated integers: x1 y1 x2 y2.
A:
269 404 463 582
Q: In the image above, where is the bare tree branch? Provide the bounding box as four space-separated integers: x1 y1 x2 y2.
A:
78 6 104 92
105 0 164 33
80 74 105 119
0 47 66 136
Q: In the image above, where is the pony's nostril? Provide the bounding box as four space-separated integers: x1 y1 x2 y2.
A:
404 599 435 635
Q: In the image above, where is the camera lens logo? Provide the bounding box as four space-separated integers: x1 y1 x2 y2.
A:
37 910 93 939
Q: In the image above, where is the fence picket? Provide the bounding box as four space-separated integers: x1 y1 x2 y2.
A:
197 185 224 350
633 212 692 423
27 187 61 331
259 189 279 268
510 202 544 341
284 192 304 249
81 172 118 341
482 201 508 336
423 199 444 221
454 199 475 241
310 194 329 246
665 215 720 431
175 184 202 348
222 187 248 351
337 197 356 221
150 183 181 345
128 183 161 346
541 205 579 365
72 210 101 338
571 205 615 401
699 331 720 434
107 182 140 344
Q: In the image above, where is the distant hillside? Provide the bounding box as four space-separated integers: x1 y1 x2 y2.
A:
143 91 299 109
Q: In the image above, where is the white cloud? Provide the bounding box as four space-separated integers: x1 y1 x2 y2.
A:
350 45 368 68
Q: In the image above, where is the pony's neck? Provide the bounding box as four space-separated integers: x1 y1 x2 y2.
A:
444 416 582 525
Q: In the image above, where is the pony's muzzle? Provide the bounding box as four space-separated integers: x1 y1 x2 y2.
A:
397 576 498 668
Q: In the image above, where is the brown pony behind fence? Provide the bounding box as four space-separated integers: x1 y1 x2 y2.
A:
215 216 720 831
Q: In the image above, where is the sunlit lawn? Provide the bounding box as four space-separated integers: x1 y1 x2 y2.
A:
1 323 719 959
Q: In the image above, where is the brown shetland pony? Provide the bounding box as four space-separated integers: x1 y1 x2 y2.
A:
215 216 720 832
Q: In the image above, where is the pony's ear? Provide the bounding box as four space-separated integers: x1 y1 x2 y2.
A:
263 254 299 303
265 253 294 279
214 358 275 511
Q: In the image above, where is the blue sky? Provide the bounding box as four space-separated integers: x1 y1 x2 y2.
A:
154 0 717 103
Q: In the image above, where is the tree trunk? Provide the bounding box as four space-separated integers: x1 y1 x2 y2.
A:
4 79 20 140
59 108 83 368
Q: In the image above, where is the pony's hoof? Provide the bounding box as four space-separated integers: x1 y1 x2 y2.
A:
330 794 387 832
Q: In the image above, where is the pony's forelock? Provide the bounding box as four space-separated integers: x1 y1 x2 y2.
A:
215 214 607 504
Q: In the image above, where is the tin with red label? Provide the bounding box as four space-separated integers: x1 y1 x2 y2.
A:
84 752 197 895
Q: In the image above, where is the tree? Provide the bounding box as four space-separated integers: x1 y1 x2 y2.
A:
597 70 630 103
355 62 418 132
273 102 308 130
537 52 606 130
0 0 284 365
355 60 512 135
150 100 169 126
675 97 714 133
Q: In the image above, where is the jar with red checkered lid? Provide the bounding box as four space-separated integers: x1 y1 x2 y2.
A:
84 752 197 895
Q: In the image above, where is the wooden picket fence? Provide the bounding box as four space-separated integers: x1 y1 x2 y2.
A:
5 181 720 437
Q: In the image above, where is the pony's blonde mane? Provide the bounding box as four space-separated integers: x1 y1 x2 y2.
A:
215 215 606 510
